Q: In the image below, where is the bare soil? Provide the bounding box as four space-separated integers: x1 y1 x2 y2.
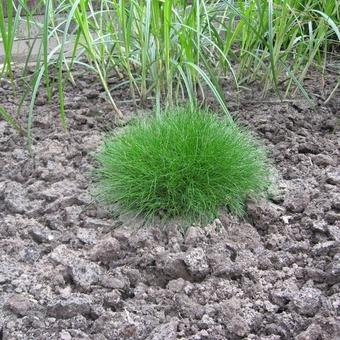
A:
0 70 339 340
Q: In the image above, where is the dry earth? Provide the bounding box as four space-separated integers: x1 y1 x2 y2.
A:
0 71 339 339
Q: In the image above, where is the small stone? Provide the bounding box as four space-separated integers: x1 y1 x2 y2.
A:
5 294 37 316
312 154 336 167
90 305 106 319
4 181 30 214
247 201 283 231
100 275 127 290
268 181 287 204
76 228 97 245
39 186 60 202
298 142 320 154
29 226 56 243
194 330 209 339
292 100 314 112
65 100 81 110
284 189 310 213
59 330 72 340
311 219 327 233
199 314 215 329
331 194 340 211
322 118 337 131
327 225 340 241
282 215 293 225
326 171 340 186
49 245 103 289
19 245 41 264
325 211 340 224
185 227 205 245
227 315 250 337
327 260 340 285
103 290 121 309
90 237 121 263
120 268 141 287
157 253 191 280
0 181 6 199
148 318 178 340
263 300 279 313
47 295 91 319
313 241 339 256
0 273 8 284
64 206 82 226
1 77 11 89
296 323 322 340
68 261 102 289
270 289 292 307
291 287 321 316
184 247 210 278
83 89 99 99
58 286 72 299
49 245 75 265
166 278 186 293
329 293 340 314
12 148 28 161
83 217 112 229
76 192 92 205
86 105 103 117
303 267 327 283
35 96 47 106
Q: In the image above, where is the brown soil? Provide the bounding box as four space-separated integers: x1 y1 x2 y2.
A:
0 70 339 340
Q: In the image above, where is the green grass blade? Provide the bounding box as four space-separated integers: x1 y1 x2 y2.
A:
185 61 231 122
312 9 340 42
0 105 24 133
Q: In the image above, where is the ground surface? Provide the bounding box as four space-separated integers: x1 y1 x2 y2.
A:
0 71 339 340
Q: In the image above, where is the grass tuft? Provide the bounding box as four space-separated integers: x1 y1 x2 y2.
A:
93 107 270 223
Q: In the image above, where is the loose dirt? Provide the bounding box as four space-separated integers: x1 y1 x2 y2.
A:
0 71 339 339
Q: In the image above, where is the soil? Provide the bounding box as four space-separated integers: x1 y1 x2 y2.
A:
0 70 339 340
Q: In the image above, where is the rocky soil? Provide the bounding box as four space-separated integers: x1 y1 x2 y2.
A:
0 72 339 339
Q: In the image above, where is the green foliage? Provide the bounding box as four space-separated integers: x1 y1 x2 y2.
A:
93 107 270 222
0 0 339 142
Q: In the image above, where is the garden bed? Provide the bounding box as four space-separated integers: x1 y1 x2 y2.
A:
0 70 339 339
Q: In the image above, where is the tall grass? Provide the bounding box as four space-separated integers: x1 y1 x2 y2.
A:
0 0 339 142
227 0 340 96
67 0 234 116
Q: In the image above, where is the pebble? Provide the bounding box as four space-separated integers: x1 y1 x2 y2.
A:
326 170 340 186
298 142 320 154
311 219 327 233
90 237 121 263
326 259 340 285
4 181 31 214
59 330 72 340
166 278 186 293
327 225 340 241
325 211 340 224
284 189 310 213
291 287 321 316
312 154 336 166
29 226 56 243
47 295 91 319
313 241 339 256
331 194 340 211
83 217 113 229
76 228 98 245
103 290 121 309
5 294 37 316
184 247 210 278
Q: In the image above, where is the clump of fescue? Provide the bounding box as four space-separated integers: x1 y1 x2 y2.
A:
93 107 270 223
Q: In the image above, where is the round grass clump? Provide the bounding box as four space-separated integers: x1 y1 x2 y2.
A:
93 107 270 222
